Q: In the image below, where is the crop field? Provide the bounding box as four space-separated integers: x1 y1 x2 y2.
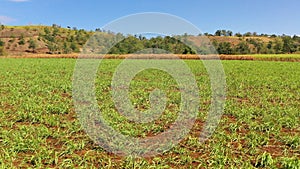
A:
0 58 299 168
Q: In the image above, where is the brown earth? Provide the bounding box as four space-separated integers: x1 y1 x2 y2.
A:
2 53 300 62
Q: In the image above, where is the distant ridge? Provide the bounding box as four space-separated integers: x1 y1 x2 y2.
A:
1 25 300 56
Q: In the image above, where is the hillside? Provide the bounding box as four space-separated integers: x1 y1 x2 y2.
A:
1 25 300 56
0 25 92 55
185 36 274 54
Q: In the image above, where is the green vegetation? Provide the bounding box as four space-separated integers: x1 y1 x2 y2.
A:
40 25 90 54
0 59 299 168
0 38 5 56
108 35 196 54
28 38 37 52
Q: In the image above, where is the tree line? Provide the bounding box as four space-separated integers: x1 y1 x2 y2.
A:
1 24 300 55
86 29 300 55
88 33 300 55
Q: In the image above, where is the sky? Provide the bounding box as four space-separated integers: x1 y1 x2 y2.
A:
0 0 300 35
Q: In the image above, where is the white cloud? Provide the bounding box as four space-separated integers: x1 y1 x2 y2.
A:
0 16 16 24
9 0 29 2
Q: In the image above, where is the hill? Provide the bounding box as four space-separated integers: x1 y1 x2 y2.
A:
1 25 300 56
0 25 92 55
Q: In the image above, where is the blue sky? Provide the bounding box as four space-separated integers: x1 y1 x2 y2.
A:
0 0 299 35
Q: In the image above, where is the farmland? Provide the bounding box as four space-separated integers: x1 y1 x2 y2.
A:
0 58 299 168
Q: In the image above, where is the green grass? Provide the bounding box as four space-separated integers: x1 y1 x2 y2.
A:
0 58 299 168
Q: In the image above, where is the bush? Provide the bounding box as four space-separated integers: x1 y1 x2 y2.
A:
0 39 4 46
28 38 37 52
0 46 7 56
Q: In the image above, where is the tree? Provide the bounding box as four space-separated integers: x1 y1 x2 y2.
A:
46 42 59 54
215 30 231 36
273 38 283 54
0 39 5 56
248 39 263 54
18 36 25 45
292 35 300 42
215 30 221 36
226 30 233 36
221 30 227 36
217 42 233 54
282 36 296 53
0 24 4 31
243 32 252 37
70 41 79 53
259 44 269 54
44 27 50 34
270 34 277 38
63 42 72 54
28 38 37 52
95 28 102 32
235 32 242 37
267 41 273 49
138 34 145 41
52 27 59 36
51 24 61 28
234 42 250 54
